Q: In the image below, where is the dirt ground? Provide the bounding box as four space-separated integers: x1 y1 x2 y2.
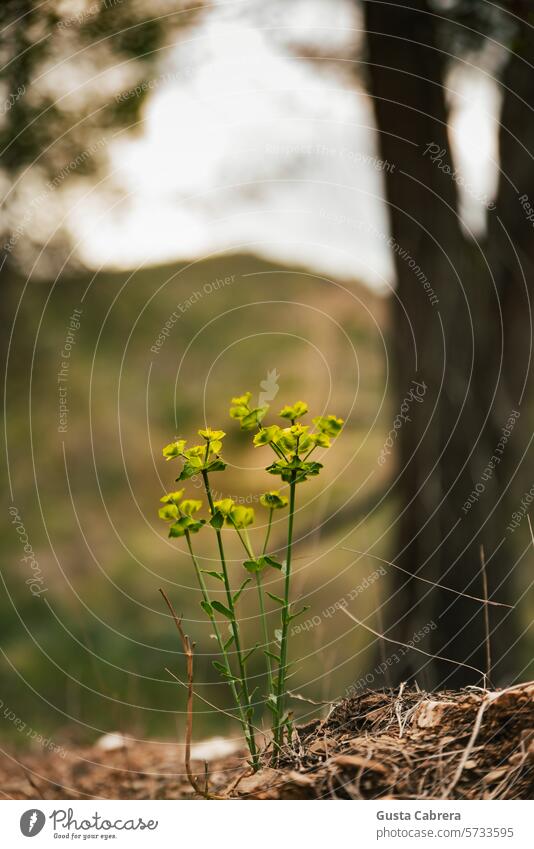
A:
1 683 533 800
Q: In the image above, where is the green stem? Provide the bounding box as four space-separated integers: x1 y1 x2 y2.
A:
262 508 274 555
201 470 259 769
241 526 273 696
184 532 250 743
258 509 275 692
255 571 273 691
272 470 297 759
270 440 288 461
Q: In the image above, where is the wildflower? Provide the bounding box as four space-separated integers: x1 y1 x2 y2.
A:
279 401 308 421
229 391 268 430
198 428 226 441
162 439 186 460
158 491 205 536
253 425 282 447
211 499 255 530
159 489 185 505
260 491 288 509
312 415 344 437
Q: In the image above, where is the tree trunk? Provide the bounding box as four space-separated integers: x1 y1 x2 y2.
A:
484 4 534 681
362 0 521 687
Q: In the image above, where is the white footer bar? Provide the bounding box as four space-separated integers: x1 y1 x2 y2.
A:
2 799 532 848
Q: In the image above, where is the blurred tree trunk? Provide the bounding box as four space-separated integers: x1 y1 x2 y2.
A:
485 4 534 682
362 0 522 686
488 3 534 439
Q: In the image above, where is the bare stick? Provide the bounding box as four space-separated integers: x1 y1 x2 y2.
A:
479 545 491 686
341 547 514 608
287 690 334 706
339 606 485 678
159 587 221 799
373 578 390 687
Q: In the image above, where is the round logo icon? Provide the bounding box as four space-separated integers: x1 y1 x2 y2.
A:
20 809 46 837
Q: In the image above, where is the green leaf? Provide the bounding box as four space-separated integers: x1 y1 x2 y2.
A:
187 519 205 535
296 461 323 482
240 407 268 430
206 458 227 473
243 558 263 573
233 578 251 603
289 605 311 621
263 555 283 570
266 458 323 484
209 511 225 530
265 693 279 714
243 555 282 574
266 591 285 606
169 515 205 536
168 518 188 537
242 644 258 664
223 634 235 651
212 660 237 681
200 600 212 616
176 461 200 481
211 601 234 619
264 649 281 662
201 570 224 582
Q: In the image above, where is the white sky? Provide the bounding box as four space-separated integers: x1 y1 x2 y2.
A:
72 0 500 290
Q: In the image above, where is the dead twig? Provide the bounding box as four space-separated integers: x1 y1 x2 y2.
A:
164 668 265 743
287 690 334 707
479 545 492 686
339 606 485 679
394 681 406 737
341 547 514 608
159 587 222 800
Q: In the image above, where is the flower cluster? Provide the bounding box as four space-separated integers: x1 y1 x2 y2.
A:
251 405 343 484
163 428 227 481
158 395 343 768
229 392 268 430
158 489 205 537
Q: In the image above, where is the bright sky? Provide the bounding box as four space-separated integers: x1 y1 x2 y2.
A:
72 0 500 290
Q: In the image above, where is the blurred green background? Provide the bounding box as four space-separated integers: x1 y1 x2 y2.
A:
2 251 395 745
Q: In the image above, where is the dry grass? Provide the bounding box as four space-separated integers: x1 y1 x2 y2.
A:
1 683 532 800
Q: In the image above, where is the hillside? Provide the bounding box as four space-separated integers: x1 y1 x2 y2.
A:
2 252 392 746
